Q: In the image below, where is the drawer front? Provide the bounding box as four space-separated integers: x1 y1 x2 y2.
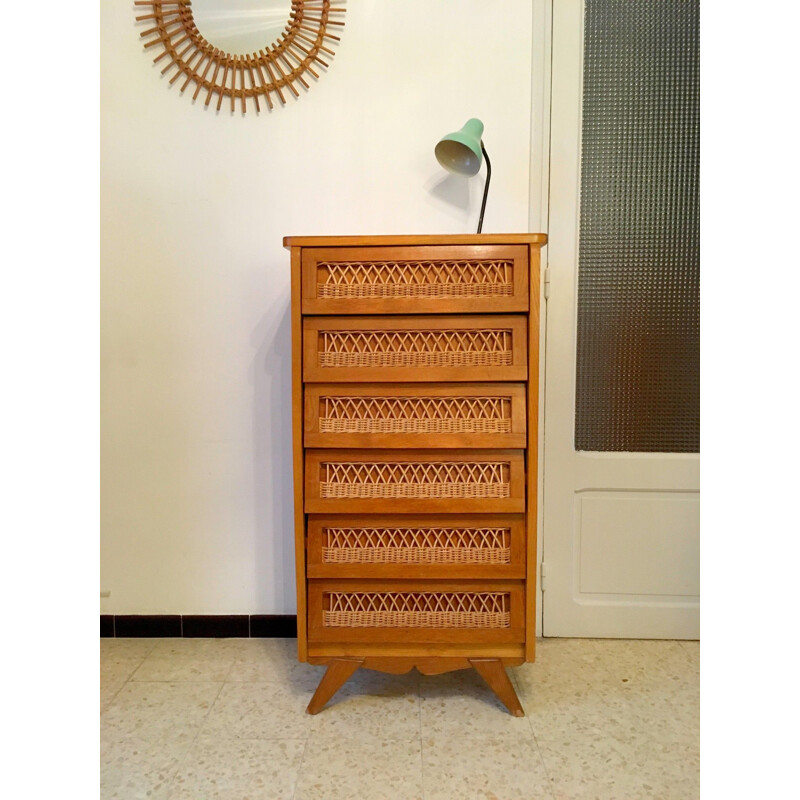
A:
304 383 527 449
305 449 526 514
307 514 526 579
308 580 525 643
301 245 529 315
303 315 528 383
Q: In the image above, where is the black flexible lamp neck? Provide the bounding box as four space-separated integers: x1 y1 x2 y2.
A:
477 141 491 234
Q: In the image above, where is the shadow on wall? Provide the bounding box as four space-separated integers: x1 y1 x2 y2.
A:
251 291 295 615
424 172 471 211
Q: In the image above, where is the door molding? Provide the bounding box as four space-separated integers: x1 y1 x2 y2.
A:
537 0 699 638
528 0 553 637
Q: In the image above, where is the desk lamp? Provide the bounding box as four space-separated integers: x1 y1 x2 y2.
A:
434 118 492 233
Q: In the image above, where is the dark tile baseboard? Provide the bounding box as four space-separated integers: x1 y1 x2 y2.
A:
251 615 297 638
101 614 297 638
183 615 250 638
115 615 182 638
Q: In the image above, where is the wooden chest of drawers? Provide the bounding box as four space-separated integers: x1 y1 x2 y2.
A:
285 234 546 715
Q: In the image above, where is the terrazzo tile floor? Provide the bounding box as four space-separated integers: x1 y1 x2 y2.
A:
100 637 699 799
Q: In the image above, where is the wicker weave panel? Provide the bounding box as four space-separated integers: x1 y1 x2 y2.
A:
318 329 513 369
317 260 514 299
322 526 512 564
319 395 512 435
323 591 511 629
320 418 511 434
319 351 512 369
319 461 511 500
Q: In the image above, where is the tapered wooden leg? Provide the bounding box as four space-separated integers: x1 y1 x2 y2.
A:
469 658 525 717
306 658 363 715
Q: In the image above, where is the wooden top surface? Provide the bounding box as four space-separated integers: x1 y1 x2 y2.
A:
283 233 548 249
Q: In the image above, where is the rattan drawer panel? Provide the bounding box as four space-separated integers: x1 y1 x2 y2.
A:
307 514 526 579
308 580 525 644
304 383 527 449
302 315 528 383
301 245 530 315
305 449 526 514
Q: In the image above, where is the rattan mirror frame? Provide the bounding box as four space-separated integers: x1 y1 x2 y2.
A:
135 0 345 113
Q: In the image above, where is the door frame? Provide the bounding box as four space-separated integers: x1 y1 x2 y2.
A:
533 0 700 639
528 0 553 637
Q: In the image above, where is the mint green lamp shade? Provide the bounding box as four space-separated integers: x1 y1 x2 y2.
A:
434 117 492 233
434 118 484 176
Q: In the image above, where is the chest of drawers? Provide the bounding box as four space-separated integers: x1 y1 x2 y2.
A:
284 234 546 715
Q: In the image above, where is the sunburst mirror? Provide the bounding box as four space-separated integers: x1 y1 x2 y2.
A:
135 0 346 114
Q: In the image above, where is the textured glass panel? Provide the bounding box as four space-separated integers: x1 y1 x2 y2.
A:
575 0 699 453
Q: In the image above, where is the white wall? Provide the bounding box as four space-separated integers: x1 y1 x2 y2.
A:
101 0 536 614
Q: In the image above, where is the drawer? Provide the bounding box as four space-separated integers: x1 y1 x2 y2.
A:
307 514 526 579
301 245 529 315
308 580 525 643
302 315 528 383
304 449 526 514
304 383 527 449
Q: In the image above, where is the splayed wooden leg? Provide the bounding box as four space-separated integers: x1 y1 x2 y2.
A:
469 658 525 717
306 658 363 715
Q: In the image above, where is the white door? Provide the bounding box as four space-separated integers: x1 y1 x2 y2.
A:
542 0 700 638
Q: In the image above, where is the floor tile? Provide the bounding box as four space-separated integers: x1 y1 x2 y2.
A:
102 681 222 741
679 639 700 672
101 637 161 659
308 668 421 742
102 655 147 685
99 636 699 799
537 732 642 800
538 732 699 800
130 638 242 682
592 639 696 684
199 680 312 740
294 733 423 800
598 680 699 748
521 640 699 800
101 683 125 713
422 730 554 800
420 667 531 739
225 638 323 691
100 734 187 800
596 642 698 734
101 682 222 800
168 738 306 799
512 648 616 737
521 639 699 746
101 648 152 711
513 648 616 700
529 638 608 669
143 638 248 657
522 690 619 743
101 667 138 713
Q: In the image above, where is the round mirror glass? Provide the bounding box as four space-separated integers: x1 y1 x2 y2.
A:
191 0 293 56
